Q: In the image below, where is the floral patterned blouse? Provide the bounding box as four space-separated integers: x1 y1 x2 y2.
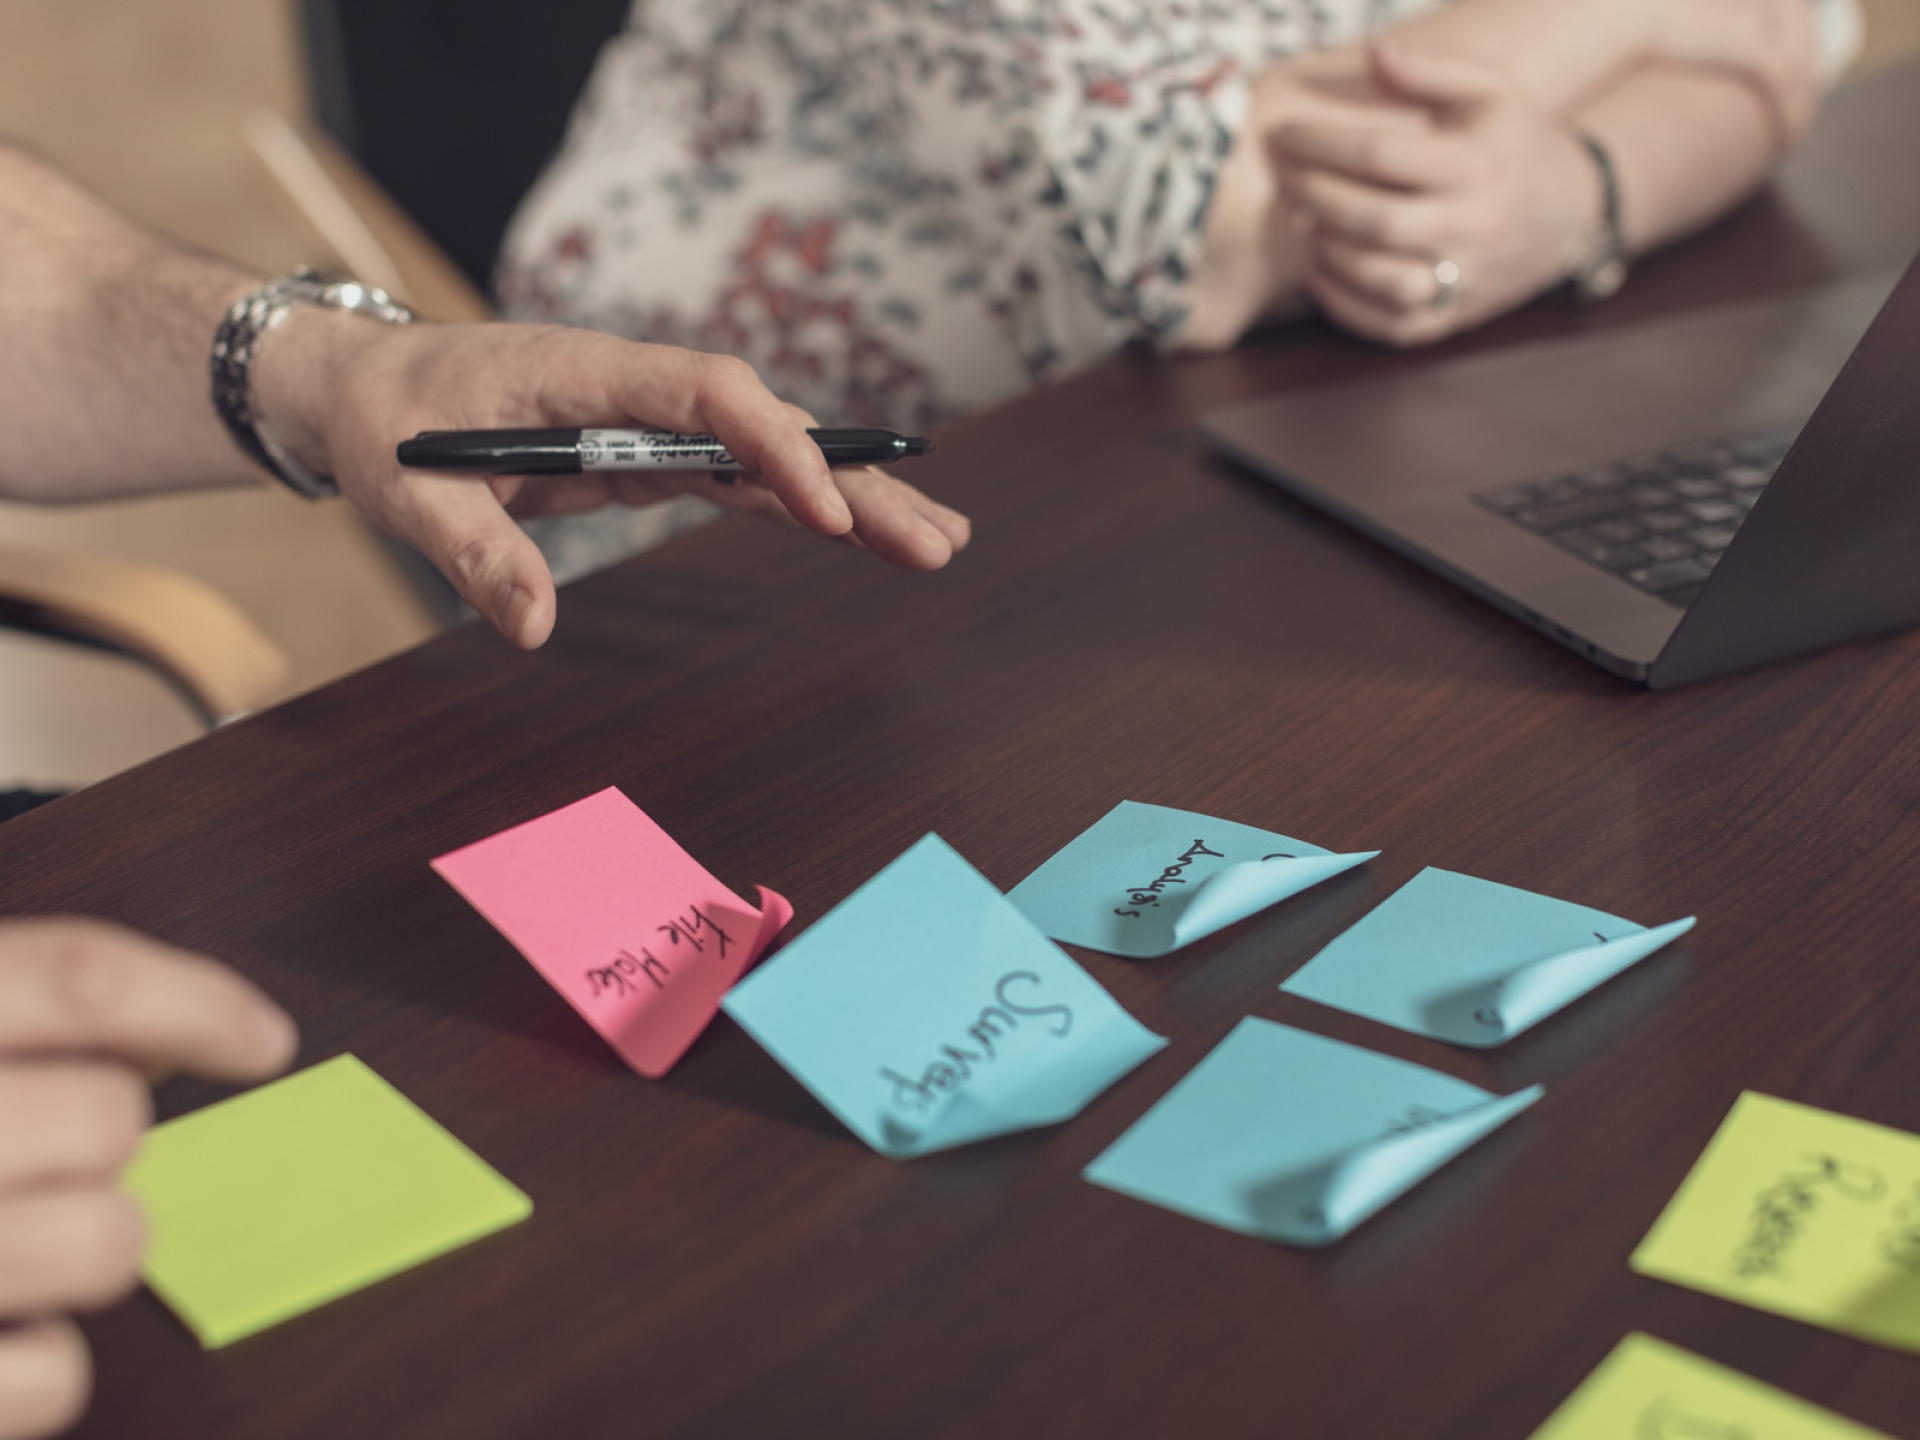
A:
498 0 1863 438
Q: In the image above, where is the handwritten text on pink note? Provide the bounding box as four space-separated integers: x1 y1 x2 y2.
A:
432 787 793 1078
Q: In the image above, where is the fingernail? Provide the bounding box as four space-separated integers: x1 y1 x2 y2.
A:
499 584 533 643
826 483 853 530
249 1004 299 1069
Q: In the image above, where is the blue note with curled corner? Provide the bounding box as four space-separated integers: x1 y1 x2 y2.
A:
1281 867 1695 1047
1006 801 1377 959
722 834 1167 1159
1083 1018 1542 1246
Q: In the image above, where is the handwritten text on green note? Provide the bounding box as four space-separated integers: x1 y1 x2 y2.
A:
1631 1092 1920 1351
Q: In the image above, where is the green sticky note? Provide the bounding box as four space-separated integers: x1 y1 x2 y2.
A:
1631 1092 1920 1351
124 1054 532 1348
1528 1333 1891 1438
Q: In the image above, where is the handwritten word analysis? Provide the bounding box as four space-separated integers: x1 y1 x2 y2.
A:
1114 838 1222 917
880 972 1075 1114
1733 1152 1887 1278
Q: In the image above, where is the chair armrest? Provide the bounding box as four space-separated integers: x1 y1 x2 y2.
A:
0 544 291 724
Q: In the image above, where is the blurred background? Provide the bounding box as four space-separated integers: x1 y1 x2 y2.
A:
0 0 1916 790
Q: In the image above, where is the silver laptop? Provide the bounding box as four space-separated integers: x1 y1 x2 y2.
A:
1201 252 1920 688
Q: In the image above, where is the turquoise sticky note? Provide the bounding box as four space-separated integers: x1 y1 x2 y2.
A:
1281 867 1694 1047
1006 800 1376 958
722 834 1167 1158
1084 1018 1542 1246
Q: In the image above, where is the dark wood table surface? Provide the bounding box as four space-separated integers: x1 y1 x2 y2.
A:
10 62 1920 1440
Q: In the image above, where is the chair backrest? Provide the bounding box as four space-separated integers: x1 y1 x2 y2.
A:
301 0 631 292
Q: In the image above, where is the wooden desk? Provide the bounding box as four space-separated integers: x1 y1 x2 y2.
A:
13 63 1920 1440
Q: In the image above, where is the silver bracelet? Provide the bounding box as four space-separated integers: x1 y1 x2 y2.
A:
209 268 416 499
1567 132 1629 306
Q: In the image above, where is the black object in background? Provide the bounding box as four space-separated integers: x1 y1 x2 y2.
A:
300 0 631 293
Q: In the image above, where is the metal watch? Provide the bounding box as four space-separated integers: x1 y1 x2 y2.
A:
210 267 416 499
1568 132 1629 306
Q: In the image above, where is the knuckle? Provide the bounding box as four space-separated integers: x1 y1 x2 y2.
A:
1370 206 1410 249
701 352 757 393
443 532 501 589
72 1069 150 1171
48 927 134 1040
63 1192 145 1308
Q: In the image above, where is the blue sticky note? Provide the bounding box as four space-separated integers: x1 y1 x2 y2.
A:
722 834 1167 1158
1281 867 1695 1047
1006 801 1377 958
1084 1018 1542 1246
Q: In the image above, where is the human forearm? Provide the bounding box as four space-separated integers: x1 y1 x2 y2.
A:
0 143 969 648
0 143 259 501
1386 0 1663 111
1391 0 1820 137
1573 62 1780 255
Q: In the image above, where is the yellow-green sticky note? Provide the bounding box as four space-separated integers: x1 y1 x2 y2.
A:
1631 1091 1920 1351
124 1054 532 1348
1528 1333 1892 1439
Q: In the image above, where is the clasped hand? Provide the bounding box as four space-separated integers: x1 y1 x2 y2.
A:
1272 41 1601 347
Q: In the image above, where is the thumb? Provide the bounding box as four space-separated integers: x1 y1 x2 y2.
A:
388 475 560 649
1369 38 1509 115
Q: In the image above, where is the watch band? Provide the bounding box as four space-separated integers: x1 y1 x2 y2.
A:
210 267 416 499
1568 132 1629 305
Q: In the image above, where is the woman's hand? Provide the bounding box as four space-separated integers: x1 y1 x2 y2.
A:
1183 48 1428 350
0 921 296 1440
1273 41 1601 347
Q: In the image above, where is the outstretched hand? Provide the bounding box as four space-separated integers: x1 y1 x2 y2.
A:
255 320 971 649
0 920 296 1440
1272 40 1601 348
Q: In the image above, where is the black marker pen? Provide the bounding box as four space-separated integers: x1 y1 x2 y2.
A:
396 426 931 476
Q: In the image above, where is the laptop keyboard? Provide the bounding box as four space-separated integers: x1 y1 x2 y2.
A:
1473 429 1796 608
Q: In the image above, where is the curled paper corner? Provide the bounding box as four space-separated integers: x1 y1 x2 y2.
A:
747 884 796 964
1168 849 1380 950
1422 917 1697 1048
1241 1085 1545 1245
874 1014 1170 1160
875 1087 1015 1160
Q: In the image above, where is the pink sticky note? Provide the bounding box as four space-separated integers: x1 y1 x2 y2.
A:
431 787 793 1078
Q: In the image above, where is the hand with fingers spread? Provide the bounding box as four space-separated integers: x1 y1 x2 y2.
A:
1274 40 1603 348
0 921 296 1440
251 318 972 651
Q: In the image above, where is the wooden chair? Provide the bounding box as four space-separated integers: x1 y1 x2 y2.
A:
0 544 290 729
